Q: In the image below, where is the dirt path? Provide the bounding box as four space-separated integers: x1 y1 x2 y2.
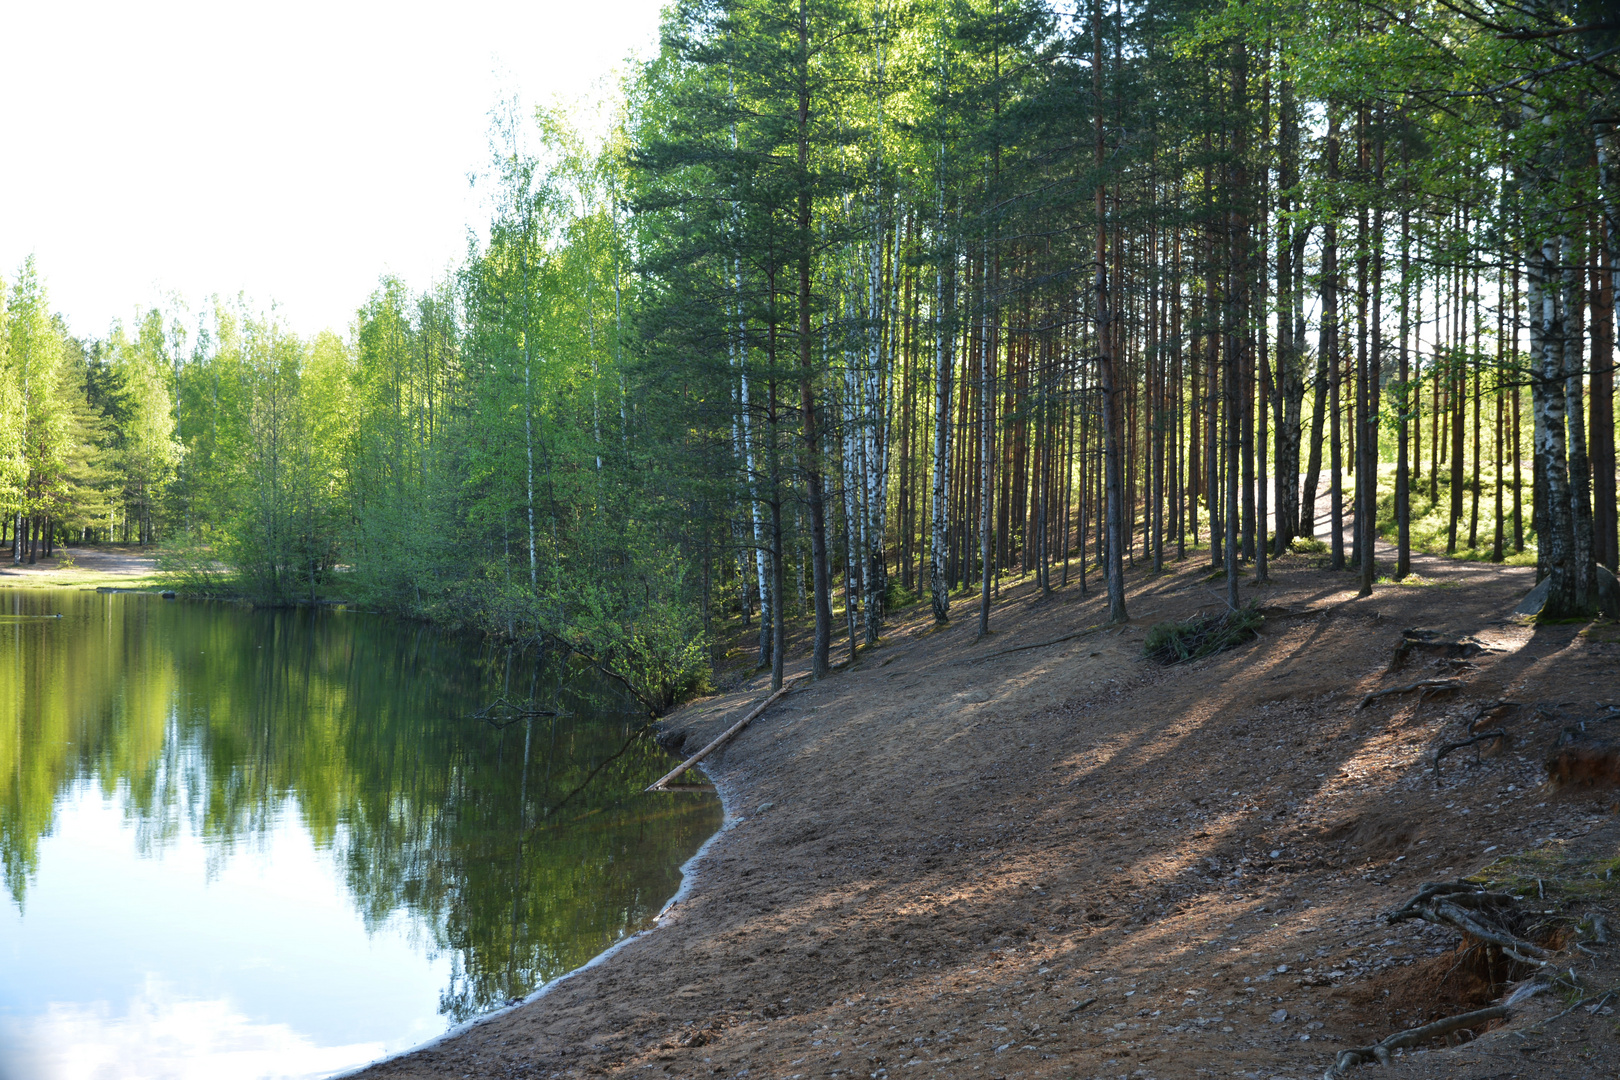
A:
0 545 160 589
354 546 1620 1080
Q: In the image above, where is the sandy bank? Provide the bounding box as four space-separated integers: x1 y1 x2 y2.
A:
353 546 1620 1080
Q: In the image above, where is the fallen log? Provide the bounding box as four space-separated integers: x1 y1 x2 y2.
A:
646 680 801 792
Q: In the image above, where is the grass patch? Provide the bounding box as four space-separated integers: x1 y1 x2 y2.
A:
1466 844 1620 945
0 570 165 591
1375 573 1460 589
1372 464 1538 566
1143 603 1263 664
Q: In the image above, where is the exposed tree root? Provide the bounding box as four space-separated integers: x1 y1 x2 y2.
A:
1433 729 1507 774
1461 699 1522 732
1387 631 1485 672
1358 678 1464 709
1060 997 1097 1019
1388 880 1550 962
1323 1004 1509 1077
968 626 1104 663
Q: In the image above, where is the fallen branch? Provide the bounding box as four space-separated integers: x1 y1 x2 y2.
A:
969 627 1104 663
1143 604 1263 664
1434 729 1507 773
646 679 802 792
1358 678 1464 709
469 697 563 730
1326 1005 1509 1076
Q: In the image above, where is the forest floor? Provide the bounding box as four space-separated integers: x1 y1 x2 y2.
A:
354 538 1620 1080
0 543 160 589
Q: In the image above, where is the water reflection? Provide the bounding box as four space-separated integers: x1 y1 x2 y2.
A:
0 590 720 1078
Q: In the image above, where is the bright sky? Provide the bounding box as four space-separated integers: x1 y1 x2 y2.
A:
0 0 667 341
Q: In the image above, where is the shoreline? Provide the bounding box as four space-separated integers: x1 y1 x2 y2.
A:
349 544 1619 1080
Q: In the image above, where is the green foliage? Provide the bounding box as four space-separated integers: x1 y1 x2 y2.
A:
155 533 232 596
1143 604 1264 664
883 577 917 611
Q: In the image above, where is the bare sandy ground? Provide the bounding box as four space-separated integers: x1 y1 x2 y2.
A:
346 533 1620 1080
0 545 159 588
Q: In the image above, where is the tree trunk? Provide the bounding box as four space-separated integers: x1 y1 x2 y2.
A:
797 0 832 678
930 191 955 624
1531 234 1578 617
1595 123 1620 570
1095 0 1127 623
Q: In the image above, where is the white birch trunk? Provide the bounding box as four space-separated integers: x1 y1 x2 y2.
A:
734 261 771 664
1561 235 1595 608
863 203 888 644
1532 235 1576 615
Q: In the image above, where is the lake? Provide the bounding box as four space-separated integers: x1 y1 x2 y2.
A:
0 589 721 1080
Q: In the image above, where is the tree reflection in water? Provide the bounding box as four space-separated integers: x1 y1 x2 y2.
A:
0 588 720 1023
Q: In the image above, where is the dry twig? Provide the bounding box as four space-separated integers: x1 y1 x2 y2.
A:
470 697 563 730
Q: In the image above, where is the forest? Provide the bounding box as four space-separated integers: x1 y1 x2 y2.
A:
1 0 1616 711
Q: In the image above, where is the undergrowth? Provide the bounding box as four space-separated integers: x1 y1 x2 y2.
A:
1143 603 1264 664
1372 465 1538 566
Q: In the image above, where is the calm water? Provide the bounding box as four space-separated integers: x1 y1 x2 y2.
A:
0 589 721 1080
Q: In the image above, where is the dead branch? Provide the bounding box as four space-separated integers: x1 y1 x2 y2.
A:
470 697 563 729
1547 988 1617 1024
1326 1004 1509 1076
1358 678 1464 709
1434 729 1507 773
1061 997 1097 1018
645 678 803 792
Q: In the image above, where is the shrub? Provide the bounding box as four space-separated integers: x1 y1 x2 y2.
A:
883 578 917 610
157 534 233 595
